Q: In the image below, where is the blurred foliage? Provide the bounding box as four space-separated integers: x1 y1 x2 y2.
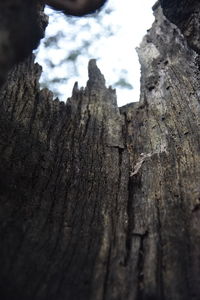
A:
35 2 134 100
114 78 133 89
113 69 133 89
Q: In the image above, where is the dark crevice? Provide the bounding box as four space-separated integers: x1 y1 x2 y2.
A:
155 198 165 300
124 176 135 266
117 147 123 187
135 231 148 300
102 244 112 300
123 108 137 267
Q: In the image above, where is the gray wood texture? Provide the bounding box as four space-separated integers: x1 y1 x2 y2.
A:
0 1 199 299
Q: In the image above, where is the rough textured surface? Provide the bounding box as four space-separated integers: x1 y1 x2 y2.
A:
160 0 200 53
126 5 200 299
0 2 200 300
0 57 129 300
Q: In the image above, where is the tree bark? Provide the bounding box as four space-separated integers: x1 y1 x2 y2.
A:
0 2 199 300
160 0 200 53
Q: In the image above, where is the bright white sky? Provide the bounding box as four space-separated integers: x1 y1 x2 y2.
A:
36 0 156 106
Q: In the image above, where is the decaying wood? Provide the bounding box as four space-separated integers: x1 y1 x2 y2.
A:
0 2 199 300
160 0 200 54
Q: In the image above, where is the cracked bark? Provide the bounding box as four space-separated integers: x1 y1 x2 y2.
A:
0 2 200 300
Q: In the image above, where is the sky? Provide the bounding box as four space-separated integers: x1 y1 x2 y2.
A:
36 0 156 106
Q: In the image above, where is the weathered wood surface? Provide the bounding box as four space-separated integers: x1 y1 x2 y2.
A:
0 2 199 300
160 0 200 53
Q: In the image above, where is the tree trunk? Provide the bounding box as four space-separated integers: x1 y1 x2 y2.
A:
0 2 199 300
